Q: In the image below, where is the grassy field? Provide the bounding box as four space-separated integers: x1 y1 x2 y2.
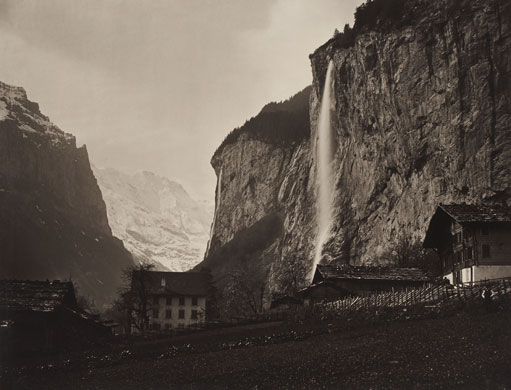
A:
2 301 511 389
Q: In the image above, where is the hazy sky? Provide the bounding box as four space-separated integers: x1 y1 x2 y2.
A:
0 0 362 200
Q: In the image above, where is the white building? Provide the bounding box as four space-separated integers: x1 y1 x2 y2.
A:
133 271 209 331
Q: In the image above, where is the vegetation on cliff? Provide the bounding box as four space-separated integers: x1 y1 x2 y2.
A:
213 86 311 160
315 0 478 54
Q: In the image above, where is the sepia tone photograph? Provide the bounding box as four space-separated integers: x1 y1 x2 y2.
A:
1 0 511 388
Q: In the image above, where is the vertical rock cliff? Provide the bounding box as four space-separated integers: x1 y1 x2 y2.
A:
203 0 511 295
0 81 134 308
310 0 511 265
201 87 316 288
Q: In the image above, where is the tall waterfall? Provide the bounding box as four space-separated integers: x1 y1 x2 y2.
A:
312 60 335 279
205 167 223 256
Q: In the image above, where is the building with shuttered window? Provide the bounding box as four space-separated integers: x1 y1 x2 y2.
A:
424 204 511 284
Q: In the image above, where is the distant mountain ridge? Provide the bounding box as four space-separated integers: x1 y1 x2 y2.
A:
93 167 213 272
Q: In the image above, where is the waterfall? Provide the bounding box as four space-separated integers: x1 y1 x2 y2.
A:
205 167 223 256
312 60 335 279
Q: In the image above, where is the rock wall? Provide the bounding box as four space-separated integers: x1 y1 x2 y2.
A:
202 88 316 288
310 0 511 265
205 0 511 292
0 81 133 308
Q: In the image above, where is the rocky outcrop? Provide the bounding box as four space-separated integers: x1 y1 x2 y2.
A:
203 0 511 293
0 81 133 309
93 167 213 272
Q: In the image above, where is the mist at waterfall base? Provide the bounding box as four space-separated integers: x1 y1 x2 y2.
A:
312 60 335 280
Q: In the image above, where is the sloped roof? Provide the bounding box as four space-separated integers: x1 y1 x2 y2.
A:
438 204 511 223
423 204 511 248
0 280 76 312
314 265 430 283
133 271 210 296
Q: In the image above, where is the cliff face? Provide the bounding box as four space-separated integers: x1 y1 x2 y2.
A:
204 0 511 293
202 87 316 286
310 0 511 265
0 81 133 308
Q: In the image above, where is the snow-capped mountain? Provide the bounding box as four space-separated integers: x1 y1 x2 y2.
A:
93 167 213 271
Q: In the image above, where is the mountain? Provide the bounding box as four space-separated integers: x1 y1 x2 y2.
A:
0 81 134 308
200 86 314 287
200 0 511 296
93 167 213 272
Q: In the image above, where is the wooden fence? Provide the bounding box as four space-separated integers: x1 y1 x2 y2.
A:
233 277 511 324
316 277 511 315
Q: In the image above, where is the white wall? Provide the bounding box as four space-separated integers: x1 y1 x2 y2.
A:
473 265 511 281
150 295 206 329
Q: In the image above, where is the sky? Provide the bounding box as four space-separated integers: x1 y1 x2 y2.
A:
0 0 362 201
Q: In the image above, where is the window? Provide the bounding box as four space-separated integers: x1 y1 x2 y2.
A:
164 323 172 330
482 244 491 258
192 297 198 306
482 226 489 235
178 323 184 329
165 309 172 319
153 296 159 305
152 309 159 318
191 310 198 320
152 323 161 331
179 297 185 306
456 232 462 243
161 277 166 287
166 297 172 306
466 247 473 260
456 251 462 262
178 309 185 319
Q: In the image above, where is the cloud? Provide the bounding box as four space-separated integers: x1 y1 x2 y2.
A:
0 0 363 200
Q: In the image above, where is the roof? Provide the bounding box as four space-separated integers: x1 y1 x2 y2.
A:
133 271 210 296
438 204 511 223
423 204 511 248
0 280 77 312
313 265 430 283
298 280 351 296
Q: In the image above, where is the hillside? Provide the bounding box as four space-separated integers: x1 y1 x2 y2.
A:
5 301 511 389
0 81 134 309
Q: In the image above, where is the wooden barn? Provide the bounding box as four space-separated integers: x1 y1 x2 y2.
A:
302 265 430 304
0 280 113 358
424 204 511 284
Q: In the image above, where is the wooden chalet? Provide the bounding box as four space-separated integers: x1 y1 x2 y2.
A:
424 204 511 284
0 280 113 357
302 264 430 304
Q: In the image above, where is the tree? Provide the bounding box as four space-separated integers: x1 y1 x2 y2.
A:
275 255 308 297
382 235 441 276
116 261 155 335
221 263 267 318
